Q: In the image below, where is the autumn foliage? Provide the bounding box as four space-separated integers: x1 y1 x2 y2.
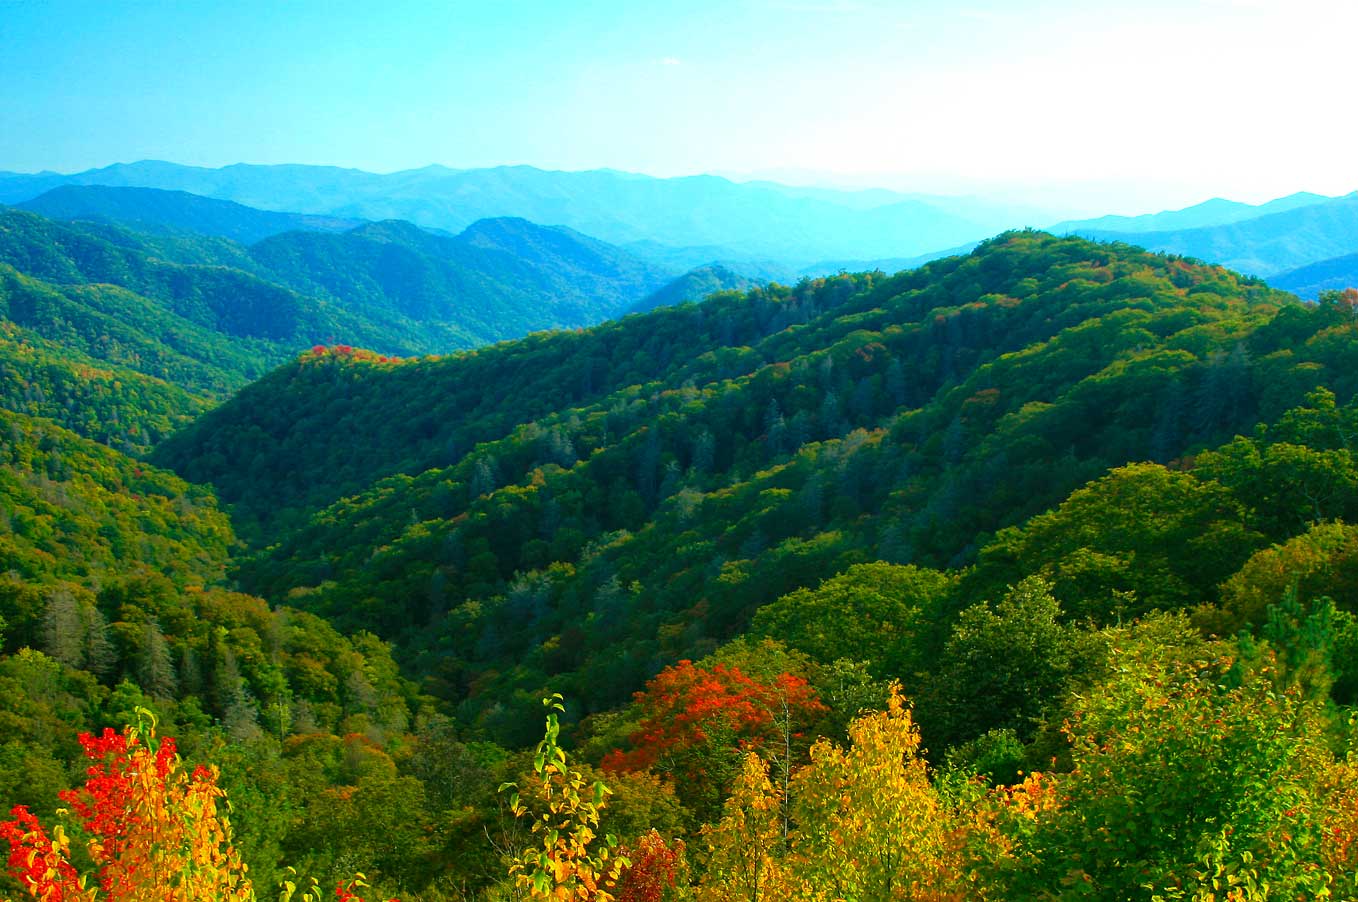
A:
307 345 402 365
0 713 251 901
0 714 402 902
787 685 968 900
602 660 824 777
502 695 627 901
614 831 685 902
0 806 90 902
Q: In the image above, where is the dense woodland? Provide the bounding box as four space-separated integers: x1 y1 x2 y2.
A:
3 215 1358 899
0 202 675 397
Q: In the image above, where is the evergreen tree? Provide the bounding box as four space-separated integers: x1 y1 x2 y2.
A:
138 619 178 699
41 589 85 669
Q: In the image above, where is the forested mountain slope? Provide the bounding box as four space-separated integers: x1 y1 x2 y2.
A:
12 227 1358 899
0 313 207 452
0 402 429 898
0 205 676 370
0 408 232 585
630 263 760 313
0 207 391 354
157 232 1353 739
0 210 378 449
0 261 278 393
250 217 671 340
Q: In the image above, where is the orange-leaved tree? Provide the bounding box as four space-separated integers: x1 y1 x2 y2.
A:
603 661 823 776
613 830 686 902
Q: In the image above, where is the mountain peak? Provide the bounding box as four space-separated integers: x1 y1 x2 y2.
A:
351 218 432 240
459 216 561 240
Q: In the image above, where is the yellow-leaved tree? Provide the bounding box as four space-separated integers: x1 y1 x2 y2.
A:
695 753 785 902
784 684 967 901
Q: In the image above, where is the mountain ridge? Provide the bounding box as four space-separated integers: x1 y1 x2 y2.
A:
1053 190 1335 234
1270 250 1358 299
1070 194 1358 276
18 184 366 244
631 263 762 313
0 160 1049 265
0 205 679 383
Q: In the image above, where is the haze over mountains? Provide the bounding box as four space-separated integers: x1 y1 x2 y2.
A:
1271 252 1358 299
1051 192 1333 235
7 162 1358 295
0 161 1069 268
19 183 366 244
1070 194 1358 279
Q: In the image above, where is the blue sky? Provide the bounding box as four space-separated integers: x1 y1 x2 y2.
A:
2 0 1354 212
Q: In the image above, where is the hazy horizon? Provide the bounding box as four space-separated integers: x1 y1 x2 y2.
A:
4 0 1356 218
2 156 1345 225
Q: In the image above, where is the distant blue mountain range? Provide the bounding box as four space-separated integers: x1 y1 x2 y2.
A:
0 161 1054 267
7 162 1358 297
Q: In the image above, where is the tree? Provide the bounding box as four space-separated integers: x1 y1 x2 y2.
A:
922 577 1088 750
602 659 824 821
1211 520 1358 632
83 606 115 679
501 695 626 901
751 563 955 683
615 830 686 902
1318 286 1358 322
990 644 1335 901
41 589 84 669
0 713 252 901
470 456 500 499
1197 438 1358 541
787 685 966 901
138 619 177 699
695 754 784 902
969 463 1262 620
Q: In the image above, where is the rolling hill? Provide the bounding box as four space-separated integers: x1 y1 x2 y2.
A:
18 184 365 244
630 264 761 313
1270 251 1358 299
1072 193 1358 276
248 216 672 341
0 207 400 399
0 206 679 414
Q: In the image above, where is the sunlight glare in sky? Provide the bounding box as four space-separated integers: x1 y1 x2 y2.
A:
1 0 1353 213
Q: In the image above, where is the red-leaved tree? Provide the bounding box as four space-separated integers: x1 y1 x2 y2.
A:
1 715 252 901
603 660 824 818
615 830 686 902
1 713 397 902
